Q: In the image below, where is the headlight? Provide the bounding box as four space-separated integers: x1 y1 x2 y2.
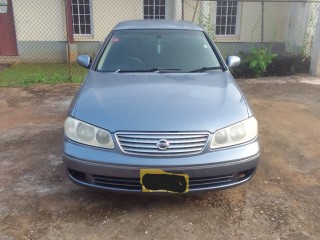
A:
210 117 258 149
64 116 115 149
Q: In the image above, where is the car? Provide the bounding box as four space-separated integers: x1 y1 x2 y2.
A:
62 20 260 193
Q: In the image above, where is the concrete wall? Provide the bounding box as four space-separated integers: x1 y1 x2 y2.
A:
183 1 291 43
12 0 143 62
16 41 103 63
217 42 286 58
11 0 313 44
12 0 143 42
89 0 143 42
16 40 286 63
9 0 317 62
263 2 291 42
310 4 320 77
17 41 67 62
286 2 312 53
12 0 66 41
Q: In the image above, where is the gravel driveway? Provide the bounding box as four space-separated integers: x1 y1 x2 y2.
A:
0 75 319 240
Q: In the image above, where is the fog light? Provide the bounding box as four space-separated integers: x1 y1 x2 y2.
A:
237 171 246 180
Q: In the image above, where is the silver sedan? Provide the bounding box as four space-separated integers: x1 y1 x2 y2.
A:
62 20 260 193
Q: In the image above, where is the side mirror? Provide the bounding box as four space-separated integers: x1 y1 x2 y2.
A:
77 55 91 69
226 56 241 68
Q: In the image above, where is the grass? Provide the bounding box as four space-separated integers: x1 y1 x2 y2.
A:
0 63 88 87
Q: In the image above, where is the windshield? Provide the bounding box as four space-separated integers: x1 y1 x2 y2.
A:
96 29 222 72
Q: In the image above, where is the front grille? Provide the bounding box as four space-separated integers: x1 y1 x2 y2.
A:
91 175 141 191
115 132 210 157
189 175 234 189
68 168 256 192
89 174 235 191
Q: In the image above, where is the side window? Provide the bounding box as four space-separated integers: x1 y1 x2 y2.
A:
144 0 166 19
72 0 92 35
0 0 8 13
216 1 239 36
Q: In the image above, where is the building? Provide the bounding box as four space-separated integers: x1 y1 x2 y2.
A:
0 0 318 63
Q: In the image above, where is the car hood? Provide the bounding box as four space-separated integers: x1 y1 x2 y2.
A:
72 71 249 133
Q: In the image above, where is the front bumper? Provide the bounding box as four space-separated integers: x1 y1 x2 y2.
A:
62 137 260 193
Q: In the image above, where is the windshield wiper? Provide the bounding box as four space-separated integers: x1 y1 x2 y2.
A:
190 66 223 73
116 68 180 73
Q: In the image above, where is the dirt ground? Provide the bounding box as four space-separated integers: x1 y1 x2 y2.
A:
0 75 319 240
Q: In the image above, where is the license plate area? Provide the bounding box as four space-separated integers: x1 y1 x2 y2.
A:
140 169 189 193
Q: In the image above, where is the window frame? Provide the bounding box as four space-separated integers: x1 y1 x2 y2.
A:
0 0 8 14
71 0 93 36
215 1 240 36
143 0 167 20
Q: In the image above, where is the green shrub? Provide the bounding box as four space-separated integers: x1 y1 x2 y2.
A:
231 50 310 79
245 48 277 77
267 53 310 76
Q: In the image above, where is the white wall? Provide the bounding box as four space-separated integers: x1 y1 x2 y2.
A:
12 0 66 41
183 0 291 43
12 0 143 42
11 0 311 46
310 5 320 76
88 0 143 42
286 3 311 51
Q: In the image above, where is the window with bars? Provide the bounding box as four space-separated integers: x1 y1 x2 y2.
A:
144 0 166 19
72 0 92 35
216 1 239 36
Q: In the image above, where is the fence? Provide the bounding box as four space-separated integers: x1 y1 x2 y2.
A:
0 0 319 83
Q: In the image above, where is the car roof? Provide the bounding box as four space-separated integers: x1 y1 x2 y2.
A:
113 20 204 31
